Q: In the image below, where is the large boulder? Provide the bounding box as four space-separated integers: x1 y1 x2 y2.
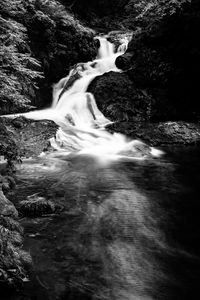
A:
88 71 152 123
18 193 62 217
108 121 200 146
115 52 133 70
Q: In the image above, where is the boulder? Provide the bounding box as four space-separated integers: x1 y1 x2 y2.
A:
108 121 200 146
88 71 152 123
115 52 133 70
18 193 62 217
0 117 58 160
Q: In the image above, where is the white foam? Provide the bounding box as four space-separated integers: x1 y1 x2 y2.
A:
5 36 163 160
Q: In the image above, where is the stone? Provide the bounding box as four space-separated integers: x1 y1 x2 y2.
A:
115 52 133 70
18 194 63 217
0 188 18 218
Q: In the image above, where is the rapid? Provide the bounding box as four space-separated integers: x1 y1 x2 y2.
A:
11 36 162 160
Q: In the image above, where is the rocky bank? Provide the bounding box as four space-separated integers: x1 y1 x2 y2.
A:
0 116 58 294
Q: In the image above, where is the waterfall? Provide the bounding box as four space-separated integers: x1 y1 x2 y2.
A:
97 37 115 58
9 36 163 160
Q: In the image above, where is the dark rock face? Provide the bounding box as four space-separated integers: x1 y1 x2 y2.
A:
88 70 200 146
88 72 152 123
115 52 133 70
107 31 133 51
108 121 200 146
117 0 200 121
88 69 176 124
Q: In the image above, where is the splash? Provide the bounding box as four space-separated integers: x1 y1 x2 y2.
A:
8 36 163 160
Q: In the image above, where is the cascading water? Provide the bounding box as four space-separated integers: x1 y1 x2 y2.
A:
5 35 198 300
10 36 162 160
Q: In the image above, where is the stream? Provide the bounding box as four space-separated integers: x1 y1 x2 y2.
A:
5 36 200 299
10 146 200 300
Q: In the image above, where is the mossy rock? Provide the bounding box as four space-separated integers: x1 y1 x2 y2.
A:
18 194 62 217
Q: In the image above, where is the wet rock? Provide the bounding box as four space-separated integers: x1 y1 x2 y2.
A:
88 72 152 123
107 31 133 50
115 52 133 70
0 188 18 218
18 194 62 217
57 63 84 101
108 121 200 146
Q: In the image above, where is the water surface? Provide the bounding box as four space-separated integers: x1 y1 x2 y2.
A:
11 145 200 300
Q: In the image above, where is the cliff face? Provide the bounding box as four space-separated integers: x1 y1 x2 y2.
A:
88 0 200 125
117 0 200 122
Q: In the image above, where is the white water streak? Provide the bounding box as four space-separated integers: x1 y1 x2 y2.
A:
6 36 163 160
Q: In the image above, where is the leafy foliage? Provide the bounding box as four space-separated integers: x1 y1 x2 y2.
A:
0 0 97 114
123 0 192 28
0 2 42 114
